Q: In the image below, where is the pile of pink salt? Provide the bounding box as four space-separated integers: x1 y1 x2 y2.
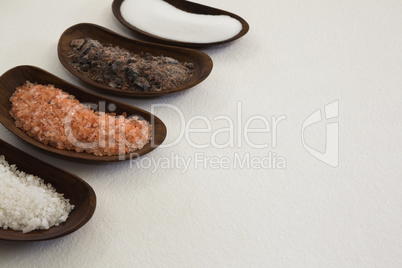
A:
9 81 152 156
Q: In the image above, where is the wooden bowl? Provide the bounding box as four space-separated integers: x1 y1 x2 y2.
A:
58 23 213 97
112 0 249 48
0 65 167 161
0 139 96 241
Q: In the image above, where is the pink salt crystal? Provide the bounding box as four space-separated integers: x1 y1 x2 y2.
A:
9 81 152 156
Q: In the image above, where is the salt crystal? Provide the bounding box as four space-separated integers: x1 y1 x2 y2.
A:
10 82 152 156
0 155 74 233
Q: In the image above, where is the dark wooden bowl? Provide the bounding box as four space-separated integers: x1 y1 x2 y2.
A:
0 139 96 241
112 0 249 48
0 65 167 161
58 23 213 97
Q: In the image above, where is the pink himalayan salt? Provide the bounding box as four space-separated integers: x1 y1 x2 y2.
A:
9 82 151 156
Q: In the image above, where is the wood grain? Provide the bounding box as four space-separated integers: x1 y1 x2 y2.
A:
0 139 96 241
58 23 213 97
0 65 167 161
112 0 250 47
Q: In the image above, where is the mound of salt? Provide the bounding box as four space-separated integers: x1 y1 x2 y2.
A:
120 0 242 43
0 155 74 233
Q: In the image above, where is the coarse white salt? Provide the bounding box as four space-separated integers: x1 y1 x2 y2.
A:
0 155 74 233
120 0 243 43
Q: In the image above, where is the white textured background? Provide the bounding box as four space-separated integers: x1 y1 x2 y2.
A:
1 0 402 267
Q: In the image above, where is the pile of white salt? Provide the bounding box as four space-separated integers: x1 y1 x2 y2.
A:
0 155 74 233
120 0 242 43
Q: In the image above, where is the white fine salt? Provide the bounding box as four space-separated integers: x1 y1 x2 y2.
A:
0 155 74 233
120 0 243 43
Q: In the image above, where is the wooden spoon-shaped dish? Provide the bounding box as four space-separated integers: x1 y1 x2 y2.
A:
0 139 96 241
58 23 213 97
0 65 166 161
112 0 249 47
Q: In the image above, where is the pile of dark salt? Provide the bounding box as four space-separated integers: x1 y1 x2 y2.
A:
67 38 194 92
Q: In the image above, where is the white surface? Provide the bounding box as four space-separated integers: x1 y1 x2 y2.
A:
0 0 402 267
